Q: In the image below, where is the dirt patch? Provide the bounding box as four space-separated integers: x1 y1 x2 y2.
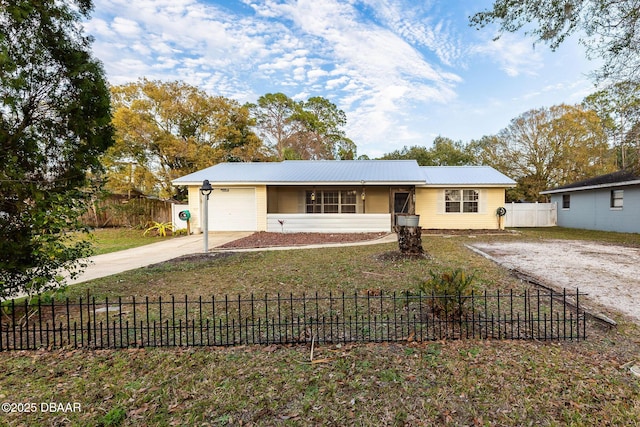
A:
470 240 640 323
217 231 389 249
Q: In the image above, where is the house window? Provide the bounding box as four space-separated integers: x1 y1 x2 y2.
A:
305 191 321 213
341 190 357 213
562 194 570 209
445 190 460 213
463 190 479 213
323 191 339 213
306 190 357 213
445 189 479 213
611 190 624 208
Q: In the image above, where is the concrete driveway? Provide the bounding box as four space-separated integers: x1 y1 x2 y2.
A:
67 232 252 285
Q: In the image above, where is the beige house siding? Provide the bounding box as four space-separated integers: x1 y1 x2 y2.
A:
187 185 203 230
268 187 302 213
364 187 390 213
415 187 506 229
255 185 267 231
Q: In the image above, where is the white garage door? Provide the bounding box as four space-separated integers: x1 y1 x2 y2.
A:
208 188 257 231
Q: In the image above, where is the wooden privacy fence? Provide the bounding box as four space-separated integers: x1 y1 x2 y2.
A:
0 289 586 351
82 196 174 228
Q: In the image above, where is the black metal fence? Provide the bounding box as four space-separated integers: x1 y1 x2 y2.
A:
0 289 586 350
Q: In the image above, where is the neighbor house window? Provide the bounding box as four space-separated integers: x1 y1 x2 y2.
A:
306 190 357 213
611 190 624 208
562 194 570 209
445 189 479 213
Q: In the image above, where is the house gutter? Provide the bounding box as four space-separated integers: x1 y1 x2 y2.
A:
172 180 427 186
540 179 640 195
422 183 516 188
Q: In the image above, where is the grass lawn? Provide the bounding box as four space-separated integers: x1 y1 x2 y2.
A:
89 227 177 256
1 228 639 426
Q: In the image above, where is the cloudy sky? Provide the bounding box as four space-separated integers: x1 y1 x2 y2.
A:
85 0 598 158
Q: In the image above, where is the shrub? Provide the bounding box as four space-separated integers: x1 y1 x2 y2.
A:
418 268 476 316
172 228 188 236
143 221 174 237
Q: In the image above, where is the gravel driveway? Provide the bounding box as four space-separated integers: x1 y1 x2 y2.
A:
469 240 640 324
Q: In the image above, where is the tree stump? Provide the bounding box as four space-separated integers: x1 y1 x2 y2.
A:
396 226 424 254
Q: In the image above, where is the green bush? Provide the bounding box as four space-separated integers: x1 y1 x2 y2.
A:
418 268 476 316
172 228 188 236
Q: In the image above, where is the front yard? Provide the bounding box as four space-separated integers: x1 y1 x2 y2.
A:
89 228 175 255
1 228 639 425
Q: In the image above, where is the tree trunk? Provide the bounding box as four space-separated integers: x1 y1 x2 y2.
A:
396 226 424 254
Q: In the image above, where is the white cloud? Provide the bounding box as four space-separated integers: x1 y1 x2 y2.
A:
256 0 460 110
85 0 596 156
471 33 544 77
360 0 462 66
111 17 142 37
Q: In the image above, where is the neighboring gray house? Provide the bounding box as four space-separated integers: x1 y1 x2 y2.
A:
540 168 640 233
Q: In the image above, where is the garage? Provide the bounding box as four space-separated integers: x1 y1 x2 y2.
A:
208 187 257 231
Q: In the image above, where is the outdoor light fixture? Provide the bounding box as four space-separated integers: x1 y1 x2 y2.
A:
200 179 213 253
200 179 212 197
311 191 315 201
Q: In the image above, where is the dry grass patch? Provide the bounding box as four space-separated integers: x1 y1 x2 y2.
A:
0 336 638 426
2 230 640 425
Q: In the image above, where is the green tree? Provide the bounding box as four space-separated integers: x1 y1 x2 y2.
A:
107 79 265 199
251 93 356 160
471 0 640 82
380 145 434 165
583 81 640 168
471 105 615 201
251 93 297 160
379 137 475 166
0 0 113 299
429 136 477 165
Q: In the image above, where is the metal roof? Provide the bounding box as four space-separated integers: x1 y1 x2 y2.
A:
172 160 426 185
421 166 516 186
172 161 516 187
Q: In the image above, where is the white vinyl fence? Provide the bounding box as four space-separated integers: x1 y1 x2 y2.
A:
504 202 557 227
172 204 190 230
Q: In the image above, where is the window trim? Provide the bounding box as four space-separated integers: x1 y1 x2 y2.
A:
306 189 358 214
562 194 571 209
444 189 479 214
610 189 624 209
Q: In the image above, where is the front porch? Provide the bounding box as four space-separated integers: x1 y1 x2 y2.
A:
266 213 392 233
266 185 415 232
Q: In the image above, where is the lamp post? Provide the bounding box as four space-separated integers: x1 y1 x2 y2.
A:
200 179 213 253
